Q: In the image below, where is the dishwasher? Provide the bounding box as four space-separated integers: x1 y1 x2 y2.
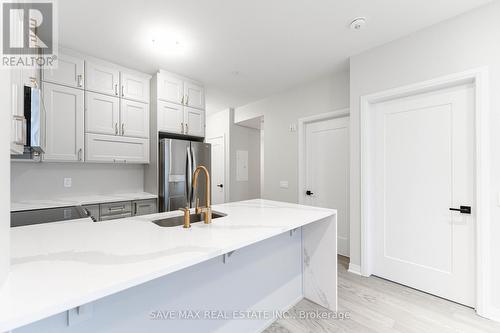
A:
11 206 93 227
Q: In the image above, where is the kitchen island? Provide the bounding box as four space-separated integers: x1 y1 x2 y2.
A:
0 199 337 333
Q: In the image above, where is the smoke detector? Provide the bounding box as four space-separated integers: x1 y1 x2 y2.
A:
350 17 367 30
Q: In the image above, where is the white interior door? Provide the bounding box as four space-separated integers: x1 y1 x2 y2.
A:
206 136 225 205
372 84 475 307
304 116 349 256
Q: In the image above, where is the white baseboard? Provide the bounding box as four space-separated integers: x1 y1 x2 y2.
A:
256 296 303 333
481 306 500 323
347 263 362 276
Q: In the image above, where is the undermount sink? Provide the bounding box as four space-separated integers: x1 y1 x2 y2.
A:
152 211 227 227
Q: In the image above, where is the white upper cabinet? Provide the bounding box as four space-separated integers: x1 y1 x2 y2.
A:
158 101 184 134
42 82 84 162
42 53 84 89
184 82 205 109
85 134 149 164
120 99 149 138
184 107 205 137
85 92 120 136
85 61 120 97
121 72 150 103
157 73 184 104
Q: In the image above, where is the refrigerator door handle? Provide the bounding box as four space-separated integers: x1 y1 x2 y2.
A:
186 145 193 207
190 145 197 207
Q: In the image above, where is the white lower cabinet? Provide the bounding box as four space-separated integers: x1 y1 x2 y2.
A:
42 82 84 162
158 101 184 134
85 92 120 135
184 107 205 137
85 133 149 164
120 99 149 138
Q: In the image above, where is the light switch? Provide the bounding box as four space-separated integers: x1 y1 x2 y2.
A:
289 124 297 132
280 181 289 189
64 178 72 188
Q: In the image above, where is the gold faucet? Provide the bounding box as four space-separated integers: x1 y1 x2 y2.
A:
178 207 191 228
192 165 212 224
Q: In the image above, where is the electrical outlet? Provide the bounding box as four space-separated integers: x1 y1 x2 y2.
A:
63 178 72 188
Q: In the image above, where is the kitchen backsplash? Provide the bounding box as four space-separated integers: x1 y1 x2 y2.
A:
11 162 145 202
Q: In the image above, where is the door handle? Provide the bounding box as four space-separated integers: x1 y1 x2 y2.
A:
217 184 223 188
306 190 314 196
449 206 471 214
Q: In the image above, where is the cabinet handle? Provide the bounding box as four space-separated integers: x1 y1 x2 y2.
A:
181 95 184 105
77 75 83 87
114 84 118 95
78 148 83 161
121 85 124 97
186 95 189 106
115 123 118 135
181 122 184 133
185 123 188 134
121 123 125 136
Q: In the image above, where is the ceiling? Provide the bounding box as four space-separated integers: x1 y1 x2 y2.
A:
58 0 491 114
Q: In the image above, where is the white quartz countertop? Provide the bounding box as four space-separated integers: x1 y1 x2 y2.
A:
10 192 158 212
0 199 336 332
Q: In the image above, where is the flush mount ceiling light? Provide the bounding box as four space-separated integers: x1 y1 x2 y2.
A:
349 17 367 30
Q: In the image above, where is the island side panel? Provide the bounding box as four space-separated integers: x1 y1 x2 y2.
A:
302 214 337 311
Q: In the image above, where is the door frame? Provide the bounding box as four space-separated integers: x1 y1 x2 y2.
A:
298 108 350 205
360 68 490 316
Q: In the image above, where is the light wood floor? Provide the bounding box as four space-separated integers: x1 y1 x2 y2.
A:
264 256 500 333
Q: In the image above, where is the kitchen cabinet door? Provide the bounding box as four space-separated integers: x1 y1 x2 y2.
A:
184 81 205 110
85 61 120 97
132 199 157 216
85 133 149 163
157 73 183 104
121 72 150 103
120 99 149 138
184 107 205 137
42 82 84 162
85 92 120 136
42 53 84 89
158 101 184 134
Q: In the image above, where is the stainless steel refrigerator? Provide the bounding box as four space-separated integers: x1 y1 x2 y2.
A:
159 138 211 212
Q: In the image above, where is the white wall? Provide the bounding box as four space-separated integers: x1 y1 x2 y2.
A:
349 1 500 313
0 71 11 285
11 163 145 201
235 71 349 203
206 109 261 202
